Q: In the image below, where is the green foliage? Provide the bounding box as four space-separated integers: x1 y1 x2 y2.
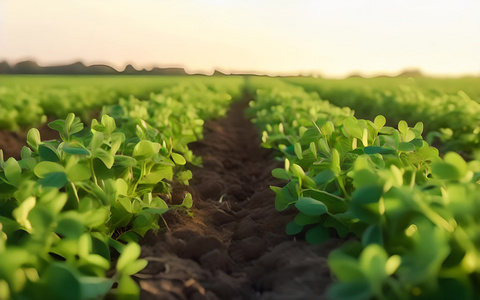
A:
248 79 480 299
0 79 242 299
0 75 243 130
285 76 480 157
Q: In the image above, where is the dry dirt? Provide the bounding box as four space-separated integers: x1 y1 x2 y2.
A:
137 100 344 300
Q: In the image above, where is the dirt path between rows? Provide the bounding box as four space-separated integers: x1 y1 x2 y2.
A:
138 99 344 299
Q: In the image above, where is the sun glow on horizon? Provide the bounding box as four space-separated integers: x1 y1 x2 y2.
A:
1 0 479 77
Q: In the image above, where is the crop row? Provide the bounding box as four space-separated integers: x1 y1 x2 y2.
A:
285 77 480 157
247 78 480 299
0 76 243 131
0 81 242 299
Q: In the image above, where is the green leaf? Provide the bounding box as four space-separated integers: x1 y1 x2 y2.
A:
309 142 317 159
361 224 383 247
294 213 322 226
108 206 132 229
410 138 424 148
273 180 299 211
290 163 305 178
132 140 160 160
331 148 341 175
92 237 111 261
373 115 386 131
79 277 114 300
101 114 116 135
343 117 363 139
20 146 32 160
39 144 60 162
295 197 328 216
303 189 348 214
4 158 22 186
444 152 467 177
405 130 416 142
305 224 330 245
271 186 289 211
42 263 81 300
144 207 169 216
0 149 4 169
94 149 115 169
359 244 388 283
39 172 68 188
116 178 129 196
27 128 41 152
294 142 303 159
48 120 66 135
350 186 383 224
301 175 317 189
385 255 401 276
122 259 148 276
181 192 193 209
312 170 335 185
151 196 169 210
90 131 104 152
328 282 372 300
272 168 290 180
66 163 91 182
0 280 9 300
300 128 322 144
139 166 173 184
431 152 467 180
116 275 140 299
65 113 75 129
286 221 303 235
328 247 366 282
56 218 85 239
34 161 65 178
114 155 137 167
413 122 424 135
431 162 457 180
66 114 84 136
116 243 142 273
171 153 186 165
364 146 396 155
324 217 349 237
63 144 90 155
12 196 35 230
118 197 137 214
321 121 335 137
397 142 415 152
378 126 396 135
132 212 159 237
110 132 125 154
398 120 408 134
318 137 330 154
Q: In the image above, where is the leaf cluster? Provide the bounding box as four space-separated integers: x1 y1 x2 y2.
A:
0 80 242 299
248 81 480 299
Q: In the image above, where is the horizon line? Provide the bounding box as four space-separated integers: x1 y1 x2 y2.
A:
1 58 479 79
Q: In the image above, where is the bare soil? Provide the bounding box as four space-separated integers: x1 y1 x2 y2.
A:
138 100 344 299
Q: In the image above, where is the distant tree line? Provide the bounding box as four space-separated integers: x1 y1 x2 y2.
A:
0 60 189 76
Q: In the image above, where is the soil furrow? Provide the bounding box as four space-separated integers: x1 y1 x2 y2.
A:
138 99 344 300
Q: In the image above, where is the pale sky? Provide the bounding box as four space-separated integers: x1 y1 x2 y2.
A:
1 0 479 77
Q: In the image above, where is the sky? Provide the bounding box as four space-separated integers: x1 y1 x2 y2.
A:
1 0 479 77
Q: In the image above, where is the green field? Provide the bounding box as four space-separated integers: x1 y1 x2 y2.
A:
1 75 479 299
0 75 243 130
283 76 480 157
